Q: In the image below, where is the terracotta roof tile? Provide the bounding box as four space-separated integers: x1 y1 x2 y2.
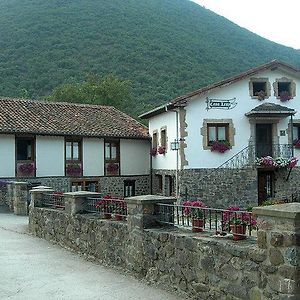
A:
0 97 149 139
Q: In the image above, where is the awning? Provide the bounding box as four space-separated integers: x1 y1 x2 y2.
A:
245 102 296 118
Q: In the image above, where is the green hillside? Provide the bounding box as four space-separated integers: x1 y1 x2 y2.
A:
0 0 300 114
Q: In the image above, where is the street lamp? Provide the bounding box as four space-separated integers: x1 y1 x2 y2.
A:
170 139 179 151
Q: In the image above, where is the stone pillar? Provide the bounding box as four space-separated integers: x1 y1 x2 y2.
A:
12 182 29 215
253 203 300 299
125 195 176 275
29 188 55 208
6 182 14 211
64 191 101 215
125 195 176 231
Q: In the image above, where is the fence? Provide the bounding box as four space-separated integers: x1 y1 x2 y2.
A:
85 196 127 220
42 193 65 210
156 202 256 239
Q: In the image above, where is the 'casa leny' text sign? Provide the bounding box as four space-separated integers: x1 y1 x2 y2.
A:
206 97 237 110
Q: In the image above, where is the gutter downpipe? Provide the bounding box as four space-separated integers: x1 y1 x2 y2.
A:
165 104 179 200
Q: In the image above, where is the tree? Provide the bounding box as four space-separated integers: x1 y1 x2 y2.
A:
45 74 134 114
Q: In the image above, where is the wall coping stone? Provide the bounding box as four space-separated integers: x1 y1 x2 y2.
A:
253 203 300 220
64 191 101 197
30 189 55 193
125 194 176 204
32 186 53 189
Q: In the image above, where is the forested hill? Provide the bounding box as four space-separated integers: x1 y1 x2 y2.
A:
1 0 300 114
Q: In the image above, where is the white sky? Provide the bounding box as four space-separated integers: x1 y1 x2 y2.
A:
192 0 300 49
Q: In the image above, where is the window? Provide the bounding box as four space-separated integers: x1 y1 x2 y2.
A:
249 78 270 99
71 180 99 192
16 137 34 161
155 174 163 194
274 78 295 100
293 125 300 142
65 138 81 161
207 124 229 145
253 82 267 96
278 82 291 95
152 132 158 148
124 180 135 197
105 139 120 176
160 128 167 148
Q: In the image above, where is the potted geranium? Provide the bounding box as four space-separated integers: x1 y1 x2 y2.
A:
157 146 166 155
150 147 157 156
183 200 207 232
66 163 82 176
279 90 291 102
18 162 36 177
222 206 257 241
210 141 230 153
293 139 300 149
113 198 127 220
256 90 267 101
95 195 114 219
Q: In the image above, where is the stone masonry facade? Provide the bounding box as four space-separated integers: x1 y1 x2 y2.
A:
179 168 258 208
29 192 300 300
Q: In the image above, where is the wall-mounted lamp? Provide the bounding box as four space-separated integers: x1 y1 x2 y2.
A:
170 139 179 151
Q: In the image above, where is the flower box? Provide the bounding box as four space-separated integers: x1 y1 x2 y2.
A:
150 147 157 156
255 156 298 168
105 163 119 176
17 162 36 177
210 141 230 153
279 91 291 102
157 146 166 155
66 163 82 177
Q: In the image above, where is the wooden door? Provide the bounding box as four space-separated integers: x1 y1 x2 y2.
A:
256 124 273 157
258 171 274 205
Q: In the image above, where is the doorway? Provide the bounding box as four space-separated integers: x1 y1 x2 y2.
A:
257 171 274 205
255 124 273 157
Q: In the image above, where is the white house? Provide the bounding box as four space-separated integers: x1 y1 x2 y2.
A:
140 60 300 207
0 98 150 197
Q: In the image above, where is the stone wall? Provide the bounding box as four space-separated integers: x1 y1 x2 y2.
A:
179 168 258 208
99 175 150 197
0 188 6 206
29 193 300 300
1 175 150 197
274 167 300 201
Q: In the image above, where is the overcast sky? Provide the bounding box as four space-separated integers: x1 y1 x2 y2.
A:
191 0 300 49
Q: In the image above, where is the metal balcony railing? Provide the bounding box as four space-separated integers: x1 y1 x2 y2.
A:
218 143 294 169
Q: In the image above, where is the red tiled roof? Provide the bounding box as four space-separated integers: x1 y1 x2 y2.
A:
140 60 300 119
0 98 149 139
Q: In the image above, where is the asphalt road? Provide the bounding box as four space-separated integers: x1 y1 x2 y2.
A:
0 210 181 300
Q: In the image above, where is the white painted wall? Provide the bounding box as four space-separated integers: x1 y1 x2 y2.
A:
83 138 104 176
120 139 150 175
36 136 64 177
0 134 15 177
148 68 300 169
148 111 178 170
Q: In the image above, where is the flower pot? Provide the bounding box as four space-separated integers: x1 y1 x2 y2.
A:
192 219 204 232
230 225 246 241
114 214 123 221
103 213 111 219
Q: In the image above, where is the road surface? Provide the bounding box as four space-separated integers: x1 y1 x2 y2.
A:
0 210 182 300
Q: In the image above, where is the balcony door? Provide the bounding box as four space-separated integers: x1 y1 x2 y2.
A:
256 124 273 158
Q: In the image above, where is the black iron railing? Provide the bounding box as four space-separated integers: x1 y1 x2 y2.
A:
42 193 65 209
86 196 127 219
156 203 257 238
